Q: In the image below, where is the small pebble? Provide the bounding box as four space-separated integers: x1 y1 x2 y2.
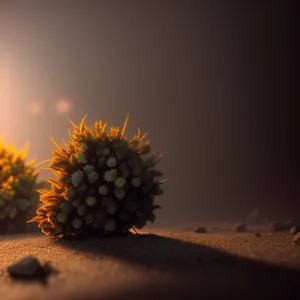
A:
293 233 300 245
8 256 48 279
235 223 247 232
290 225 300 235
194 226 207 233
284 219 296 228
268 221 291 232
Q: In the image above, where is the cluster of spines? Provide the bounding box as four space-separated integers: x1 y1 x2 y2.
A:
28 115 166 237
0 140 38 223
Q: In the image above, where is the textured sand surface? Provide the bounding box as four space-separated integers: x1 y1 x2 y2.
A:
0 227 299 300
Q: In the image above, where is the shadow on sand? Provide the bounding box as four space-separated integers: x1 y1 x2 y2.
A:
53 233 299 300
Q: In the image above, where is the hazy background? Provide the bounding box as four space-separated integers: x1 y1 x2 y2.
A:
0 0 298 224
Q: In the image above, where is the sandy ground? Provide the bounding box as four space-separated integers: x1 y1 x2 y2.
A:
0 225 299 300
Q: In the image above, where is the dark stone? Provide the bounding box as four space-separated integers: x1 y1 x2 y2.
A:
254 232 261 237
268 222 283 232
194 226 207 233
290 225 300 235
235 223 247 232
283 219 296 229
293 233 300 245
269 222 291 232
8 256 47 279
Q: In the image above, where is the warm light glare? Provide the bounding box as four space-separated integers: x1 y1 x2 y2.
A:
56 99 72 114
28 102 42 115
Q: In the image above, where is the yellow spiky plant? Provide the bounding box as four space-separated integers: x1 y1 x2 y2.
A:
28 115 166 237
0 140 39 234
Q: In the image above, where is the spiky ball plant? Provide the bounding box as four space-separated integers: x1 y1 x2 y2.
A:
28 115 166 238
0 140 38 234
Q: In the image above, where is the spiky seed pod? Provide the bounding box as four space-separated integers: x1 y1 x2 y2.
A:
86 196 96 206
77 151 87 163
0 140 39 234
72 218 82 229
114 187 125 200
115 177 126 188
88 171 99 184
83 164 95 175
57 211 68 223
103 169 118 183
106 157 117 168
28 115 166 237
71 170 84 187
102 197 117 215
66 187 76 200
80 143 88 151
